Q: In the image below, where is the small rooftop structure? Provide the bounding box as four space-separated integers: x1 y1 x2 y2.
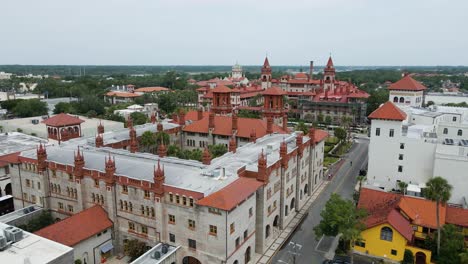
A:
131 243 180 264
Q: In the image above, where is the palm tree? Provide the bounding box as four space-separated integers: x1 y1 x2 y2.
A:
425 177 452 256
398 181 408 195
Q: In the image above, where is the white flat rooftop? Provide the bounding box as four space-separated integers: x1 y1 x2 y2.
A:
0 222 73 264
0 132 47 156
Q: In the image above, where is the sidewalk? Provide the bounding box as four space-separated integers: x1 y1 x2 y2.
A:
256 180 329 264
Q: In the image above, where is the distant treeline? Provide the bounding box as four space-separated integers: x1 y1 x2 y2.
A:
1 65 467 77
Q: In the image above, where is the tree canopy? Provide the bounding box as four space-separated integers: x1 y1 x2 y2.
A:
130 112 148 126
12 99 48 117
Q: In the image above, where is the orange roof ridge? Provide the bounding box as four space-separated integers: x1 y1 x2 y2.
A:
43 113 85 126
388 75 426 91
368 101 407 121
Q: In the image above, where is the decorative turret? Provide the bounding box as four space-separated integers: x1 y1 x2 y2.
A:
150 112 157 124
208 112 215 130
129 126 137 139
157 122 163 132
36 143 47 173
153 160 165 197
197 107 204 120
229 135 237 153
74 146 84 178
202 147 211 165
171 113 178 123
257 150 268 182
280 140 288 168
97 120 104 134
250 129 256 143
104 154 116 184
179 109 185 126
261 57 272 89
323 56 336 92
282 114 288 132
130 137 138 153
95 134 103 148
296 133 303 156
266 116 273 134
232 112 238 132
126 116 133 128
309 128 316 146
157 142 167 158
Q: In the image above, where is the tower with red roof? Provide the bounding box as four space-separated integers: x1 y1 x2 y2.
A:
323 56 336 92
388 74 426 108
261 57 272 89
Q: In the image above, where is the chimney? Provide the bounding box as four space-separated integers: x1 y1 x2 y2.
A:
36 143 47 173
130 138 138 153
129 127 137 140
97 120 104 134
309 128 316 146
296 133 303 156
74 146 85 178
150 112 156 124
309 60 314 80
257 150 268 182
126 116 133 128
282 114 288 132
280 140 288 168
153 160 165 197
197 107 204 120
95 134 103 147
266 116 273 134
179 109 185 126
229 136 237 153
209 112 215 129
157 142 167 158
202 147 211 165
250 129 257 143
232 112 238 132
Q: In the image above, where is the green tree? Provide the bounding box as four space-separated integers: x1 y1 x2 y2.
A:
75 260 82 264
157 93 178 113
155 131 170 145
208 144 228 158
189 149 203 161
140 131 156 153
398 181 408 195
17 211 54 232
366 89 389 115
12 99 48 117
317 113 324 123
295 121 309 134
401 249 414 264
325 115 332 125
425 224 464 264
130 112 148 126
313 193 367 263
334 127 347 142
124 239 147 261
167 145 180 157
53 102 75 114
425 177 453 256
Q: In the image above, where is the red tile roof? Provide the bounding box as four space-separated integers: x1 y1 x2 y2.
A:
313 129 329 144
263 86 286 96
212 85 232 93
0 152 21 164
134 86 170 92
387 209 413 241
197 177 264 211
35 205 113 246
397 196 446 229
105 91 142 98
368 101 407 121
263 57 270 67
182 113 287 138
446 206 468 227
43 113 85 126
388 75 427 91
326 56 334 68
294 72 308 79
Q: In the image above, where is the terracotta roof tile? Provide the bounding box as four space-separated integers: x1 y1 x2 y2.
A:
43 113 85 126
0 152 21 164
262 86 287 96
387 209 413 241
35 205 113 246
368 101 407 121
105 91 142 98
445 206 468 227
134 86 170 92
197 177 264 211
212 85 232 93
388 75 426 91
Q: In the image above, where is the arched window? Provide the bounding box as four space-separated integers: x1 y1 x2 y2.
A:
233 261 238 264
380 226 393 241
265 225 270 238
443 128 448 134
119 200 123 210
393 96 398 102
273 215 279 227
290 198 295 210
124 201 128 211
399 97 404 103
457 129 462 136
129 202 133 212
304 184 309 194
244 246 251 263
285 205 289 216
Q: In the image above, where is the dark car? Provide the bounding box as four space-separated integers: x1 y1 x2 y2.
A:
322 257 351 264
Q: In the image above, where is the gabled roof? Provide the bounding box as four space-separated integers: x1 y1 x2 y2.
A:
212 85 232 93
262 86 286 96
368 101 407 121
388 75 427 91
35 205 113 246
387 209 414 241
445 206 468 227
197 177 264 211
43 113 85 126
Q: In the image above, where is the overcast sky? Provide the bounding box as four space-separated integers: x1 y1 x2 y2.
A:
1 0 467 66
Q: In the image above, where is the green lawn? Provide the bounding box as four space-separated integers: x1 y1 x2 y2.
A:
324 156 339 167
326 136 339 144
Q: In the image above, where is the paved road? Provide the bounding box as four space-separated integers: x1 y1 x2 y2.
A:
272 137 370 264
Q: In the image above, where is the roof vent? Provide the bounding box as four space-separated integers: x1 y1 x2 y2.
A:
161 244 168 254
0 235 8 251
151 251 161 260
4 227 23 243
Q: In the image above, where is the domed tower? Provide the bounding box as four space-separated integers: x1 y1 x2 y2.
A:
153 160 165 197
74 146 85 178
323 56 336 92
232 62 243 79
36 143 47 173
261 57 272 89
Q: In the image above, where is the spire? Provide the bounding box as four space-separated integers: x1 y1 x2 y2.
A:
97 120 104 134
36 143 47 173
266 116 273 134
129 126 137 139
179 108 185 126
229 135 237 153
202 147 211 165
208 112 215 130
104 154 116 185
74 146 85 178
326 56 334 68
282 114 288 132
157 121 163 132
126 116 133 128
154 160 165 197
250 129 257 143
95 134 103 148
263 56 270 68
232 112 238 132
150 112 157 124
257 149 268 182
280 139 288 168
309 128 316 146
296 133 304 156
130 137 138 153
157 142 167 158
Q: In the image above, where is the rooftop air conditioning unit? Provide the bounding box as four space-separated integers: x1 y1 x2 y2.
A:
151 251 161 260
4 227 23 243
0 235 7 251
161 244 168 254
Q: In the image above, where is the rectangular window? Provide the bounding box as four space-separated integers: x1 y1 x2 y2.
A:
376 128 380 136
389 129 394 137
176 195 180 203
189 198 194 207
208 207 221 215
188 219 196 229
169 214 175 224
169 193 173 203
68 173 73 181
400 143 405 149
453 116 457 122
235 237 240 248
26 179 31 187
31 195 36 203
169 233 175 242
58 202 63 210
141 226 148 234
230 223 235 234
129 222 135 231
399 154 403 160
52 170 57 177
68 205 74 213
94 179 99 187
37 182 41 190
391 249 397 256
188 239 196 250
183 196 187 206
209 225 217 235
355 241 366 248
122 185 128 193
398 165 403 172
144 190 150 199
